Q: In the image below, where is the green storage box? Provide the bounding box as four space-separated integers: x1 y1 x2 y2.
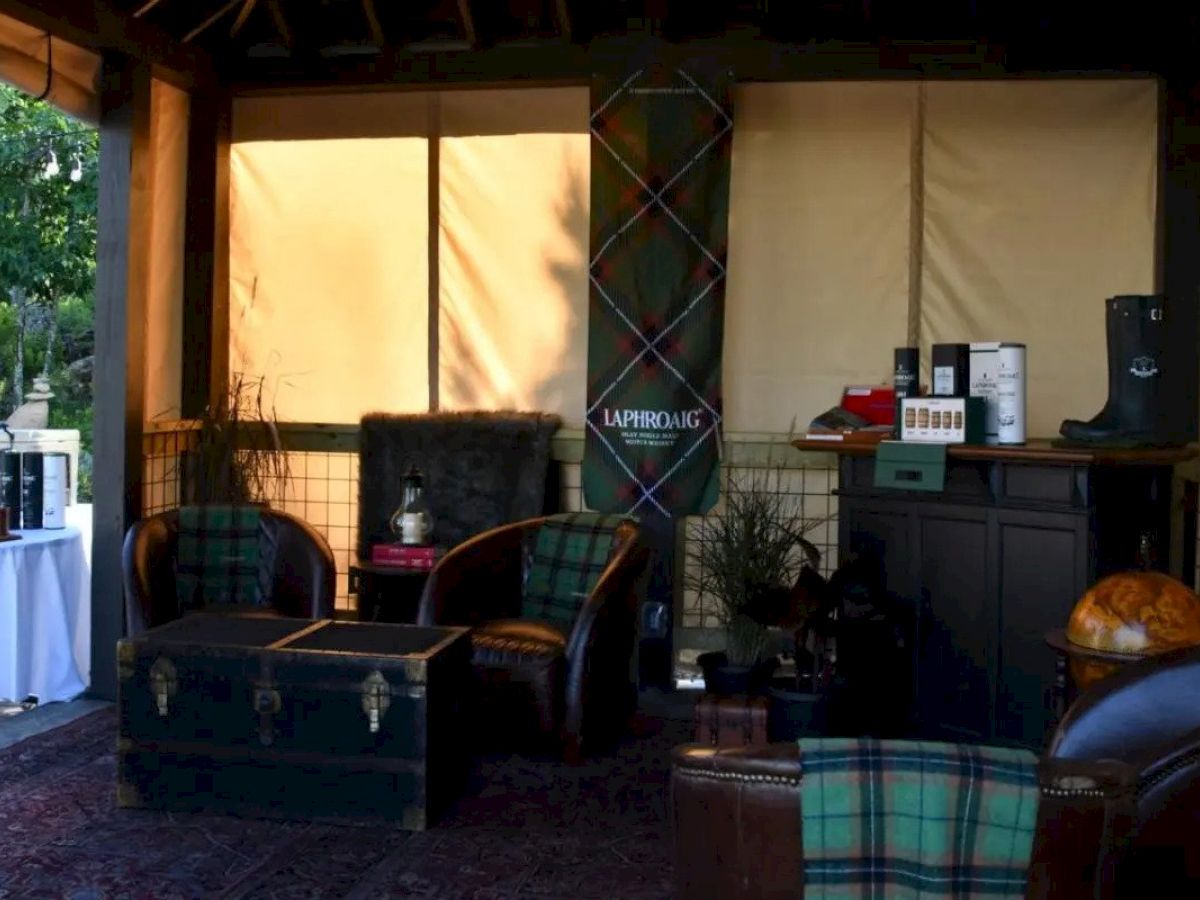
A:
873 441 947 492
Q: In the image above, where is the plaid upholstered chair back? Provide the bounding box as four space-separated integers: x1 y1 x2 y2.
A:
519 512 638 626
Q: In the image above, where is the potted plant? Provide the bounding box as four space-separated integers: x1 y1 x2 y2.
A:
182 372 290 505
685 466 831 696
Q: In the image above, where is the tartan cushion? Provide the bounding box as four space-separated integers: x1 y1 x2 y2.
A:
521 513 633 625
798 737 1040 899
175 504 267 612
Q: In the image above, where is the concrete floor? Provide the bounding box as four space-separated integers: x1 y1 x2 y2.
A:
0 697 111 751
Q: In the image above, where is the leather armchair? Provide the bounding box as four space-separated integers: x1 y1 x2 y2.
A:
123 508 336 635
672 646 1200 899
417 515 649 757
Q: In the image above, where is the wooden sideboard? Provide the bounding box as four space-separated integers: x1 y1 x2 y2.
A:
793 438 1199 749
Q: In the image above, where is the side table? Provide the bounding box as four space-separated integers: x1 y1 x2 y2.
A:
350 562 431 624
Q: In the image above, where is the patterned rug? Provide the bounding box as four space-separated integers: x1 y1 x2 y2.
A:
0 708 687 899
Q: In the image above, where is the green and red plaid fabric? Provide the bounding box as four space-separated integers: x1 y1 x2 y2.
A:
583 64 732 517
175 504 266 612
798 737 1040 899
521 513 633 625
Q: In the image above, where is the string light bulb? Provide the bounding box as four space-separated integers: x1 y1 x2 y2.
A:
69 156 82 182
42 149 59 178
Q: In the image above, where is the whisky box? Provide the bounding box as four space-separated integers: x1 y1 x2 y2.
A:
900 396 987 444
932 343 970 397
0 450 19 522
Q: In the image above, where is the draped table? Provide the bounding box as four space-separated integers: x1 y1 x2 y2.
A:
0 526 90 703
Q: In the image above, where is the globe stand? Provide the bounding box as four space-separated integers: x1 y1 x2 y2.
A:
1044 628 1155 726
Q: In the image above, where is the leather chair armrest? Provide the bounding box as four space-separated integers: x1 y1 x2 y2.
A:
672 743 804 900
122 512 179 635
267 511 336 619
562 536 650 740
1027 757 1138 900
416 518 542 627
1123 726 1200 891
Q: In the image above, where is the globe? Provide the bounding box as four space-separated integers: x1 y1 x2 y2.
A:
1065 571 1200 689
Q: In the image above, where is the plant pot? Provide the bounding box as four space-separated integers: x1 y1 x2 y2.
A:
697 652 779 696
767 676 828 740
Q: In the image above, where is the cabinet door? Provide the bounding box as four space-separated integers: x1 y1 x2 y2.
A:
994 509 1088 747
916 506 993 742
839 499 916 600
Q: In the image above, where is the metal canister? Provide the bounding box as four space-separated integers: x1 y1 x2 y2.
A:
996 343 1026 445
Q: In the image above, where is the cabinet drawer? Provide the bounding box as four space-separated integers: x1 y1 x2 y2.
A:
1000 464 1082 508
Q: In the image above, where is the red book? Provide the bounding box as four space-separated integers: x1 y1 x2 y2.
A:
370 543 441 566
370 557 437 571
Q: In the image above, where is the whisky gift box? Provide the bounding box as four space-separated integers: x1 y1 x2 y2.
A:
0 450 19 522
932 343 970 397
899 396 987 444
4 451 69 528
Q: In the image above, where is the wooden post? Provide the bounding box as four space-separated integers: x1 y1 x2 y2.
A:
91 54 153 700
181 90 231 417
1161 72 1200 443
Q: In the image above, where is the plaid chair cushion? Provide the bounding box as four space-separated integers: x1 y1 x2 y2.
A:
798 737 1040 899
176 504 268 612
521 513 633 625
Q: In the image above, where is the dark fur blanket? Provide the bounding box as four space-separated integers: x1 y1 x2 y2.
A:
357 411 562 560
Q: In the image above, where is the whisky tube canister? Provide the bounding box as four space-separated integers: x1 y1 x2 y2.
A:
996 343 1026 445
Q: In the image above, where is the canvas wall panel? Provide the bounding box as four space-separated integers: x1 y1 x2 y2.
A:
143 79 187 422
723 82 916 434
922 80 1158 438
229 135 429 422
437 88 589 422
0 12 99 122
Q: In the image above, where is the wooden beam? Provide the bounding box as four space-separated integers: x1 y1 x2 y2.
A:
91 52 153 700
427 94 440 412
0 0 216 90
184 0 243 43
181 91 232 419
456 0 477 48
362 0 385 47
1160 71 1200 444
265 0 292 50
228 37 1161 94
230 0 259 37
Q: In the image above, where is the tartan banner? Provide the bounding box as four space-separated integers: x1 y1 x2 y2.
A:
583 63 733 516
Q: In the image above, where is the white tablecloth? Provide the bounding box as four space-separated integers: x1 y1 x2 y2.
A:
0 526 90 703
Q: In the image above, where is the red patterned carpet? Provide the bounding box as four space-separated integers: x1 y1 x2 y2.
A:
0 708 686 899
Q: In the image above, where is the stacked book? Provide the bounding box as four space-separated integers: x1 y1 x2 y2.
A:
369 543 442 570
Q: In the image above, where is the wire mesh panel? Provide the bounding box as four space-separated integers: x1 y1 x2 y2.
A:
679 460 838 630
139 426 839 619
141 426 194 515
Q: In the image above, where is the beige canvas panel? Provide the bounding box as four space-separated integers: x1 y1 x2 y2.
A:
144 80 188 422
438 88 589 421
921 79 1157 438
0 13 99 122
723 82 917 434
229 137 430 422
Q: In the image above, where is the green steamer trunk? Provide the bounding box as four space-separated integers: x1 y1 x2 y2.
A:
116 615 471 829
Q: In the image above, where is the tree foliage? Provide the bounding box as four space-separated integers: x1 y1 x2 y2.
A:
0 84 97 499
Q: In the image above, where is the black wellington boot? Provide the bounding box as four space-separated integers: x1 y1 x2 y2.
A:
1059 294 1182 447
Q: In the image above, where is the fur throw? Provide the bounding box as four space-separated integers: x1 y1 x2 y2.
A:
357 410 562 560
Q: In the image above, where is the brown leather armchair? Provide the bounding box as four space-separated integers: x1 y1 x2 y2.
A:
672 646 1200 899
123 508 336 635
416 515 649 757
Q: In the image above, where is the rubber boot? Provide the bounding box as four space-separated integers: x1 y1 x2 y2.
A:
1059 294 1181 447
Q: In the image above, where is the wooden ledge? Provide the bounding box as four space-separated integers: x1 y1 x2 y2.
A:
791 437 1200 466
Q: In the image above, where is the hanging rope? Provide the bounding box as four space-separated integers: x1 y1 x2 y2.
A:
31 32 53 103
